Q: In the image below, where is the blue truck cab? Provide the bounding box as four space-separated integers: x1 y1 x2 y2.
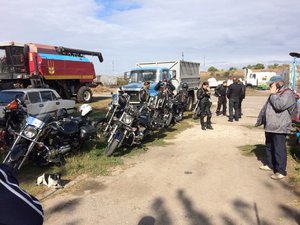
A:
120 67 172 104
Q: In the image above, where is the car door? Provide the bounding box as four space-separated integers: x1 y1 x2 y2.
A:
39 90 59 117
25 91 43 117
51 90 75 114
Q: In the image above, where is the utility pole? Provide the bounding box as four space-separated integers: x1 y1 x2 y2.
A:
203 56 205 71
182 51 184 61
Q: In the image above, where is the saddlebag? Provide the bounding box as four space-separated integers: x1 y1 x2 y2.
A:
80 125 97 140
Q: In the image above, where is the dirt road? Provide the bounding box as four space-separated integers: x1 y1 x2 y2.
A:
43 96 300 225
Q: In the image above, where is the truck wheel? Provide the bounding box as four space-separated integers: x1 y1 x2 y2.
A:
77 86 92 103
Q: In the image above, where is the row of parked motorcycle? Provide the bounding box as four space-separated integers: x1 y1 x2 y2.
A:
98 80 189 156
0 79 190 170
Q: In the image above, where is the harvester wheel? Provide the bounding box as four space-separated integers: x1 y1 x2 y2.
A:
77 86 92 103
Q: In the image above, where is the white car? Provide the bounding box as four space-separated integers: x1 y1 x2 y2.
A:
0 88 75 118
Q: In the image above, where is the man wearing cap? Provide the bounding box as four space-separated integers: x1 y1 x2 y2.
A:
256 75 296 179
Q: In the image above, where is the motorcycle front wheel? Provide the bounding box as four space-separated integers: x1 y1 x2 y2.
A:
105 138 119 156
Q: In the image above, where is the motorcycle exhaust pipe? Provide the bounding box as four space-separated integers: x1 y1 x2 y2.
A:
58 145 71 155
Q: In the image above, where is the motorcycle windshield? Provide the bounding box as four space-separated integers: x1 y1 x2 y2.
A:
26 116 44 128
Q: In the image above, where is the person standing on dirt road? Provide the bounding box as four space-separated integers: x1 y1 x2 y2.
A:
215 80 228 116
197 81 213 130
238 79 246 118
227 77 243 122
256 75 297 180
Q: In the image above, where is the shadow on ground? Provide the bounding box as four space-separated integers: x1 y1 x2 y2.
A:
137 189 300 225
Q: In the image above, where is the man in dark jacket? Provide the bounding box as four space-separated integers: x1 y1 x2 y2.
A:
215 80 228 116
227 77 243 122
197 81 213 130
0 163 44 225
256 76 296 180
238 79 246 118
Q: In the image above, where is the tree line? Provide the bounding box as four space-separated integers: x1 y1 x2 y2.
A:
207 63 283 77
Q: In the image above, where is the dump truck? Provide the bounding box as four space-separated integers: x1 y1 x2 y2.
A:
0 41 103 102
122 60 200 110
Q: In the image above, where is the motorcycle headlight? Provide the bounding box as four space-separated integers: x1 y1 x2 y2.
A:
23 126 38 139
123 114 133 125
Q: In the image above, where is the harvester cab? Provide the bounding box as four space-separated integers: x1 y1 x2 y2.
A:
0 42 28 76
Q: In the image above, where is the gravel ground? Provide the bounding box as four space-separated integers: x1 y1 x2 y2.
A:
42 95 300 225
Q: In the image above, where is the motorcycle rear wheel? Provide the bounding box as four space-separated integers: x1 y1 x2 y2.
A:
95 120 108 141
164 111 173 128
105 138 119 156
192 107 200 119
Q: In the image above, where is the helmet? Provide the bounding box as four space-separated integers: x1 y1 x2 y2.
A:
182 82 188 89
79 104 92 116
118 95 127 107
56 108 68 120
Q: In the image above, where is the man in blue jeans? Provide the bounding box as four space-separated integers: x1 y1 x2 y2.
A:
256 75 297 180
0 163 44 225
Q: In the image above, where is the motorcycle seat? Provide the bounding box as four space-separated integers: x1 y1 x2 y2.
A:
57 120 79 135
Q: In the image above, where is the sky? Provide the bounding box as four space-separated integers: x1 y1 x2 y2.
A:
0 0 299 75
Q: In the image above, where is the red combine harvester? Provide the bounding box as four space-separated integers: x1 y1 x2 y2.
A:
0 41 103 102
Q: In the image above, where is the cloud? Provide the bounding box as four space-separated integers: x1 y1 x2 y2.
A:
0 0 299 73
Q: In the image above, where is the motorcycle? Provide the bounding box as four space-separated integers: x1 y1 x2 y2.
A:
148 79 176 128
172 86 189 122
0 98 27 150
3 104 96 170
104 93 142 156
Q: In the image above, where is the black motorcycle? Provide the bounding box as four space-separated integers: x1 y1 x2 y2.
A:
148 79 176 128
3 104 96 170
172 85 189 122
0 98 27 150
104 93 142 156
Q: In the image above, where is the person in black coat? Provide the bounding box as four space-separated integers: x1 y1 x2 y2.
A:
215 80 228 116
238 79 246 118
227 77 243 122
0 163 44 225
197 81 213 130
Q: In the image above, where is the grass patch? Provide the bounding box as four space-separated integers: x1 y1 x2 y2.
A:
238 144 266 157
239 124 263 130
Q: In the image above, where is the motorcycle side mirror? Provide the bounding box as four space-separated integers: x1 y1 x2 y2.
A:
15 94 25 105
119 87 124 94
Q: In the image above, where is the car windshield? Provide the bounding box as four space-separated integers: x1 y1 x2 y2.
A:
0 91 24 104
129 70 157 83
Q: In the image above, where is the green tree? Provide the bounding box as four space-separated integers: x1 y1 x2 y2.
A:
208 66 218 73
252 63 265 69
267 64 279 69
